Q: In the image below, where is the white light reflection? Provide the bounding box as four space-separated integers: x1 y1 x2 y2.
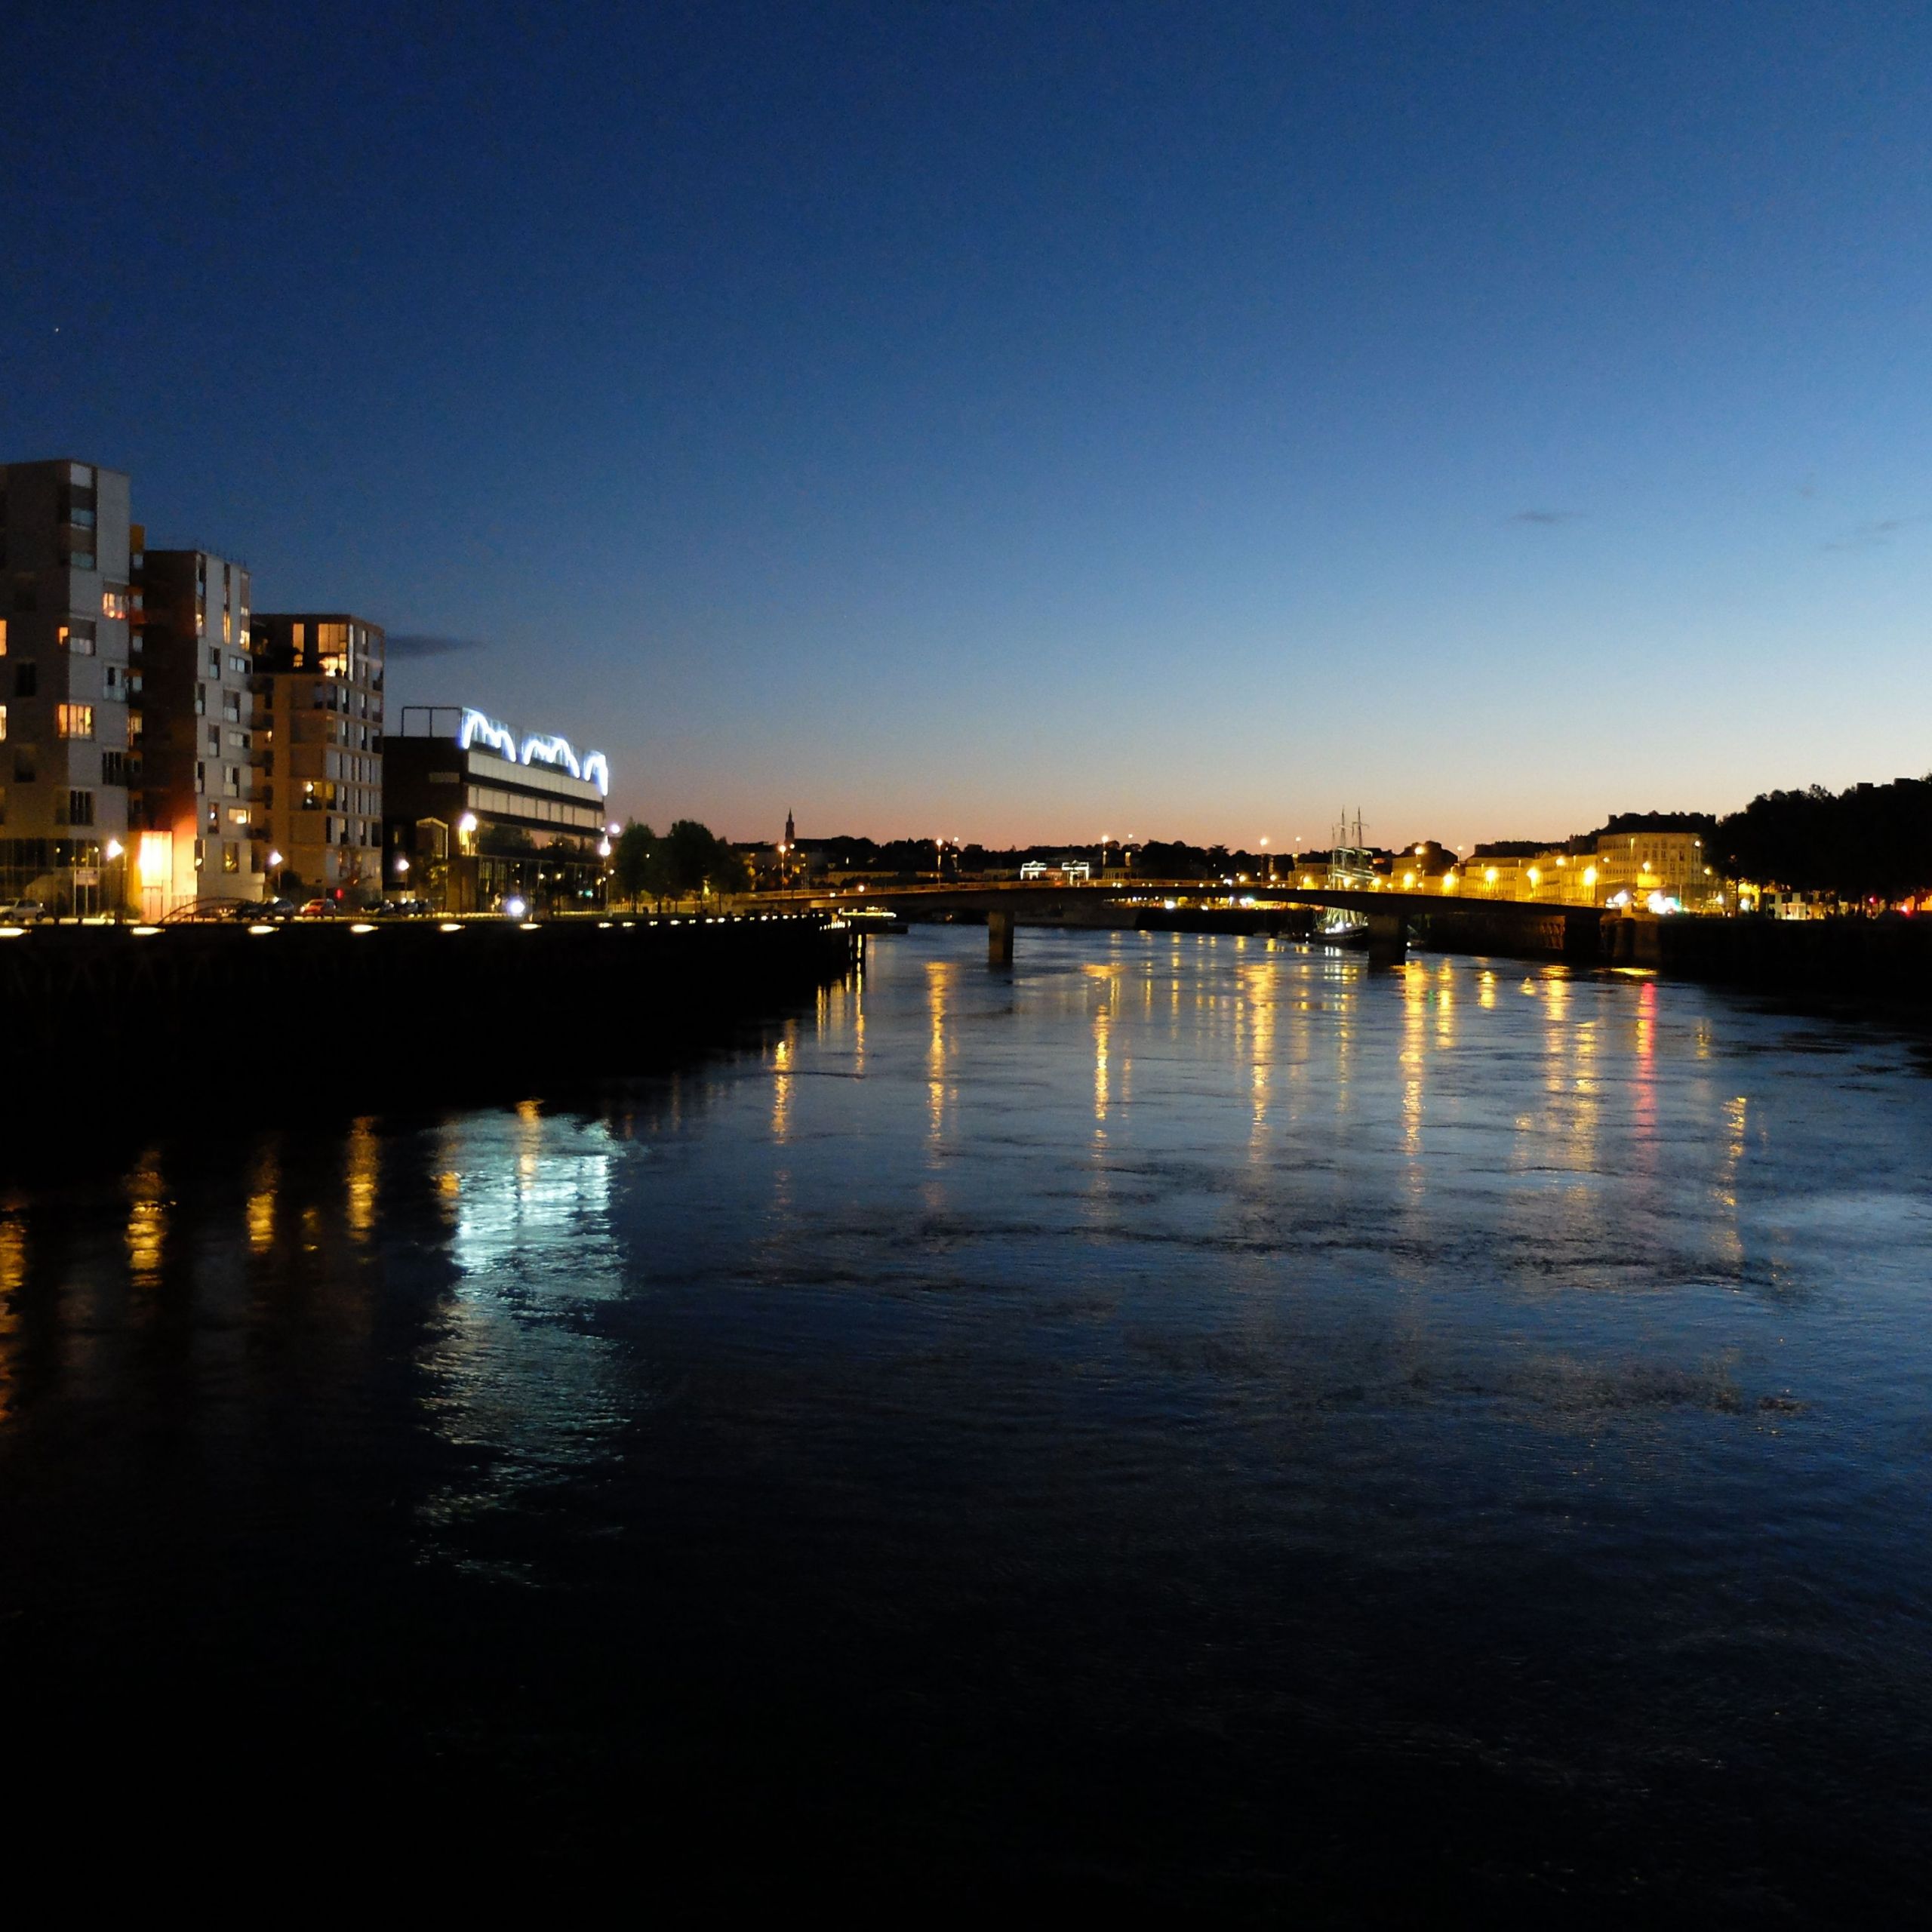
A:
419 1103 628 1543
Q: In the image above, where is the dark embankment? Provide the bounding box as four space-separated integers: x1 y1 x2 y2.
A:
0 913 858 1145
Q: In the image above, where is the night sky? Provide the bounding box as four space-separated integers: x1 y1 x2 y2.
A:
7 2 1929 848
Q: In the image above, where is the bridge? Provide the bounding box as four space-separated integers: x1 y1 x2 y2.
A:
754 878 1609 966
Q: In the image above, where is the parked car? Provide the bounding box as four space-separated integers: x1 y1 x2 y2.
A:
297 898 339 918
378 896 432 917
0 899 51 924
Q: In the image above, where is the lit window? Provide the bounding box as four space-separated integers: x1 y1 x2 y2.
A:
222 843 239 873
102 588 128 620
227 808 250 829
58 621 96 655
223 608 232 645
0 620 7 655
57 703 94 739
0 703 6 740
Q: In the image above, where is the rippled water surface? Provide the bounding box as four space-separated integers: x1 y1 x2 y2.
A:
4 928 1930 1912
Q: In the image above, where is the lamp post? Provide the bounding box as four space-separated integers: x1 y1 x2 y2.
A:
104 837 125 924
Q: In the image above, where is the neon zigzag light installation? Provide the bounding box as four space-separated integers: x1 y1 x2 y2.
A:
459 708 518 758
519 732 582 779
458 709 610 796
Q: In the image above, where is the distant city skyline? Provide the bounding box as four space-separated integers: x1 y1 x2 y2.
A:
8 2 1929 849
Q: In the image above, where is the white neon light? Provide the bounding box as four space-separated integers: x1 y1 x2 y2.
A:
518 732 581 778
581 752 610 795
460 709 518 758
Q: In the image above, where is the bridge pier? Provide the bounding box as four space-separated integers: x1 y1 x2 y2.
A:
1365 908 1407 965
988 908 1015 968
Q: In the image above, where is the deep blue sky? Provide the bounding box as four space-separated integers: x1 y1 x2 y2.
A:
7 2 1930 848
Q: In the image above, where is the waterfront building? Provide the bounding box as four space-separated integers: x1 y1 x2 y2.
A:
253 612 386 900
132 546 263 913
0 459 134 912
1593 829 1721 912
383 706 611 912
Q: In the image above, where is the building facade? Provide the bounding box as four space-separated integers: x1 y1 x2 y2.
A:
132 548 263 913
0 459 135 912
384 706 611 912
253 613 386 900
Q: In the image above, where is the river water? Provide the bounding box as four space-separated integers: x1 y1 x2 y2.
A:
2 927 1930 1912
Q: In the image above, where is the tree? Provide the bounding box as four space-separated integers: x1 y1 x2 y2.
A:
661 818 751 905
666 820 718 903
611 821 659 909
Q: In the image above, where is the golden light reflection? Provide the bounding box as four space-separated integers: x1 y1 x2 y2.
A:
517 1097 542 1194
1432 958 1457 1052
0 1208 23 1428
346 1118 379 1240
1244 961 1275 1150
772 1022 795 1143
125 1156 167 1287
1094 999 1111 1127
1400 966 1426 1167
1710 1093 1747 1267
926 960 954 1149
246 1146 278 1254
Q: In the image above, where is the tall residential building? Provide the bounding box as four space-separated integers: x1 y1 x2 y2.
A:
0 459 135 912
252 613 386 898
132 547 263 913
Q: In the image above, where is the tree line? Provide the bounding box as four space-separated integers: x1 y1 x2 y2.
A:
1714 776 1932 903
609 820 752 909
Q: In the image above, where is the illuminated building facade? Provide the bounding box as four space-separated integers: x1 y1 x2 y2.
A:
253 613 386 899
1594 830 1721 912
383 706 611 912
0 459 135 912
132 548 263 914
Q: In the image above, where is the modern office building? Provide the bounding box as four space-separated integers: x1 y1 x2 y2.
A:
0 459 135 912
384 706 611 912
131 546 263 913
252 612 386 900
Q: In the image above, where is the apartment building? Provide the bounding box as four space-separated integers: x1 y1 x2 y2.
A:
133 546 263 913
252 613 386 899
0 459 136 912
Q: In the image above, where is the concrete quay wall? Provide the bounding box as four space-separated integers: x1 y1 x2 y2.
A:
1608 913 1932 1004
0 914 858 1117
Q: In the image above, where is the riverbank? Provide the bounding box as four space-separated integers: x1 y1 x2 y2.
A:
0 913 858 1132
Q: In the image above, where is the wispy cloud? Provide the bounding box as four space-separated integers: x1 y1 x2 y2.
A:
1509 509 1583 525
1821 516 1924 554
385 632 489 658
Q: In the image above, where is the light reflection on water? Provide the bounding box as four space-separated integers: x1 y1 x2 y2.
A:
1 925 1930 1906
